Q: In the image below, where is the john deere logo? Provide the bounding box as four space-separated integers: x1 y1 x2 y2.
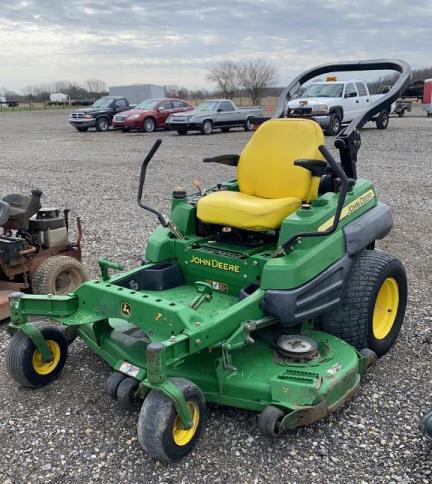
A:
121 302 131 316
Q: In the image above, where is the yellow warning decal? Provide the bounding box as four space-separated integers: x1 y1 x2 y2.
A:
318 188 375 232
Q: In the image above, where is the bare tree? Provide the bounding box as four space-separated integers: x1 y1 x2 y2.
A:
22 85 38 100
238 60 278 105
167 84 190 99
83 79 108 94
206 61 240 99
52 80 72 93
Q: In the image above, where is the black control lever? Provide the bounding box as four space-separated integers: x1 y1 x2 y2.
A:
137 139 184 239
271 145 350 257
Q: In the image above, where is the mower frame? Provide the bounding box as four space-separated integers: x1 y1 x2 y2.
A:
5 59 410 460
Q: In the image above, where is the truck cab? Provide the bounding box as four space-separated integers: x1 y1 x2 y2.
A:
287 78 390 135
69 96 130 132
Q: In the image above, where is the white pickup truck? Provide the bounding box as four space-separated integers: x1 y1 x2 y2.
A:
286 78 393 135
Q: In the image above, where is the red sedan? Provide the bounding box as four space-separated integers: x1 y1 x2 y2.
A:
112 98 194 132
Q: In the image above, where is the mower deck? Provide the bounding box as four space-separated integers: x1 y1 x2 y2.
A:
79 317 363 421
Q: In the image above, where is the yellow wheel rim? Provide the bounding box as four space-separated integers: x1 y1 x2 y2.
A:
172 401 200 446
32 340 61 375
372 277 399 340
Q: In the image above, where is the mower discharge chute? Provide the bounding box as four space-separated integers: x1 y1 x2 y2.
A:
5 59 411 462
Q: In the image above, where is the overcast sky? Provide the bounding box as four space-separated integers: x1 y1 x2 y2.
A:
0 0 430 92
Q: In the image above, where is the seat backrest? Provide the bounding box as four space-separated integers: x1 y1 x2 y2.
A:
0 200 9 227
3 189 42 230
237 118 325 200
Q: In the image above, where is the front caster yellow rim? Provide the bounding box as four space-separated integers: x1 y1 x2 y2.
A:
372 277 399 340
172 401 200 446
32 340 61 375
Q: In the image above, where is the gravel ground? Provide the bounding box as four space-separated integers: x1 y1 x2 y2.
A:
0 108 431 483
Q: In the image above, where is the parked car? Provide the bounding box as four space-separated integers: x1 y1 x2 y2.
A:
69 96 129 132
112 98 193 132
285 78 394 135
165 99 263 135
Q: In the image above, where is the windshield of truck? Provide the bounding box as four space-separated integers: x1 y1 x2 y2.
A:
302 83 344 98
135 99 161 110
92 97 116 108
195 101 220 112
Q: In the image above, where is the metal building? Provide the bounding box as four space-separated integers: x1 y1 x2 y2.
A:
109 84 167 105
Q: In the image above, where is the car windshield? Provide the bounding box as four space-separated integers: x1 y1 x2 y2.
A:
92 97 115 108
195 101 220 112
302 83 344 98
135 100 160 110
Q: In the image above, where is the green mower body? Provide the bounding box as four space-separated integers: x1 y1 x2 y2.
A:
6 176 396 444
5 59 411 462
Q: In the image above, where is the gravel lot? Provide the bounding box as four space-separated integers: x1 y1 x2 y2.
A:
0 108 431 483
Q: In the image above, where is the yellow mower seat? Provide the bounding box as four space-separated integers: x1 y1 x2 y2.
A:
197 118 325 231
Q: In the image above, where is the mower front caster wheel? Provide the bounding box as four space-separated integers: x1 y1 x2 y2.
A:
6 326 68 388
105 371 126 399
258 406 285 438
137 378 205 462
117 377 139 409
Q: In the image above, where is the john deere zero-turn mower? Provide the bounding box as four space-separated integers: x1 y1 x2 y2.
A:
5 60 411 462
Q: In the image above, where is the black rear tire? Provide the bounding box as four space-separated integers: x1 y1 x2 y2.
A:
319 250 407 356
325 113 341 136
6 326 68 388
376 110 389 129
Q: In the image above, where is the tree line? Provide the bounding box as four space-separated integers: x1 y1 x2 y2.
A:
367 66 432 94
206 60 278 104
0 79 108 102
2 63 430 105
167 60 278 105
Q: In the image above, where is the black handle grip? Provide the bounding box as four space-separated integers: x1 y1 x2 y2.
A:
273 144 350 257
137 139 167 226
138 139 162 203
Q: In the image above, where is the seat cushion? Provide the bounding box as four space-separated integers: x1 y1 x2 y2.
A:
237 118 325 201
197 191 301 231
